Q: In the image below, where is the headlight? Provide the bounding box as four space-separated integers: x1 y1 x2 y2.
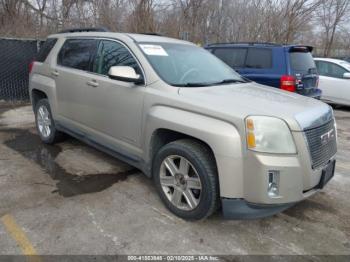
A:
246 116 296 154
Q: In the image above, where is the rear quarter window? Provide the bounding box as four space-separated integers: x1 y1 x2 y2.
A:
245 48 272 69
36 38 57 62
58 39 98 71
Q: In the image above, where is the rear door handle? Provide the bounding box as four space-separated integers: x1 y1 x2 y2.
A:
86 80 99 88
51 70 59 77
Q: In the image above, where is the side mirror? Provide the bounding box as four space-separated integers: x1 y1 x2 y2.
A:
343 72 350 79
108 66 143 84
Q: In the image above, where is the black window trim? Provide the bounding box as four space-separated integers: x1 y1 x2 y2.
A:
56 37 147 86
316 60 349 79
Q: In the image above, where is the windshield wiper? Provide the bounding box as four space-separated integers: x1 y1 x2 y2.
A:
173 78 248 87
213 79 248 85
172 82 217 87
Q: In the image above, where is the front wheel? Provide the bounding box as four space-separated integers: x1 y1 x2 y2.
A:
153 139 219 220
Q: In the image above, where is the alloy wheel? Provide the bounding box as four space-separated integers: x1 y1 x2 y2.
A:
159 155 202 211
37 105 52 138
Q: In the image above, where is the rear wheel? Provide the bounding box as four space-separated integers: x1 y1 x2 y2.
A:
153 139 219 220
35 99 64 144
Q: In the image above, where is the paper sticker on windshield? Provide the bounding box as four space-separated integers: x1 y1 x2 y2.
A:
140 45 168 56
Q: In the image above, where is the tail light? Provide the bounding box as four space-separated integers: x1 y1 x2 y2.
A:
29 61 35 74
280 75 296 92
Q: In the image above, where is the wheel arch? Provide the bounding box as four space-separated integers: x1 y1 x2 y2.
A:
143 106 244 198
148 128 217 175
31 89 48 110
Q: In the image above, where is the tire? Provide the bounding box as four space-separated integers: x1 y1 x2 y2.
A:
153 139 219 220
34 99 64 144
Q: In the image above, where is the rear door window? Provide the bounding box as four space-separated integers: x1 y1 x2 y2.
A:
315 61 328 76
245 48 272 69
58 39 98 71
37 38 57 62
213 48 247 68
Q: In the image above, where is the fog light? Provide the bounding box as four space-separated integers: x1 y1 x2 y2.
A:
268 171 280 197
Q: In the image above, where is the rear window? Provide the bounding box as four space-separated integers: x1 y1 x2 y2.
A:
58 39 98 71
245 48 272 69
213 48 247 68
290 52 316 73
36 38 57 62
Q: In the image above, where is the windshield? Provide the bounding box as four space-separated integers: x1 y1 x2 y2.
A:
138 42 247 87
290 52 316 74
340 61 350 71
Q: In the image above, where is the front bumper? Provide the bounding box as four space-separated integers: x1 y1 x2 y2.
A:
221 198 295 219
226 158 335 219
242 125 336 205
222 160 335 220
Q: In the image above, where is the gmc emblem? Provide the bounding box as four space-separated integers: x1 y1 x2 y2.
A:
320 129 335 145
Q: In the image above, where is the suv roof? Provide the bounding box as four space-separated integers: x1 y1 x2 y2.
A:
205 42 313 51
206 42 283 47
49 29 191 45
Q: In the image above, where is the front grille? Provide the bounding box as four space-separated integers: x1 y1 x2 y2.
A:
304 119 337 169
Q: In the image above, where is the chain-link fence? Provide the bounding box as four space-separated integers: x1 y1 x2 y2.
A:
0 38 42 101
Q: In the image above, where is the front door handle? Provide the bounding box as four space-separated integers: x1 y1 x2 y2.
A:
51 70 59 77
86 80 99 88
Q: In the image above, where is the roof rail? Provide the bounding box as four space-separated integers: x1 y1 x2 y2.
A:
58 27 110 34
207 41 282 47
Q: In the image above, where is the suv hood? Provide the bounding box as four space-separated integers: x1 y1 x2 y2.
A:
178 82 333 131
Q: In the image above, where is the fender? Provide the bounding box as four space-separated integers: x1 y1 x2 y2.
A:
144 105 244 198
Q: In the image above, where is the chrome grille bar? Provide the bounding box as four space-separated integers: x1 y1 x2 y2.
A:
304 119 337 169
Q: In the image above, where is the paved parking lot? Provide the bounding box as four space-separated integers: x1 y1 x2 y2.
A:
0 103 350 256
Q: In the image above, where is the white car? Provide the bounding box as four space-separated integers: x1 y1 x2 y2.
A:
314 58 350 106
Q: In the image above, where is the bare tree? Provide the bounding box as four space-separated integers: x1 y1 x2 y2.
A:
0 0 349 59
281 0 321 43
128 0 157 33
317 0 350 57
93 0 127 31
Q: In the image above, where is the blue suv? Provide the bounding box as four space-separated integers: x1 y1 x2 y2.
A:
205 42 321 98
